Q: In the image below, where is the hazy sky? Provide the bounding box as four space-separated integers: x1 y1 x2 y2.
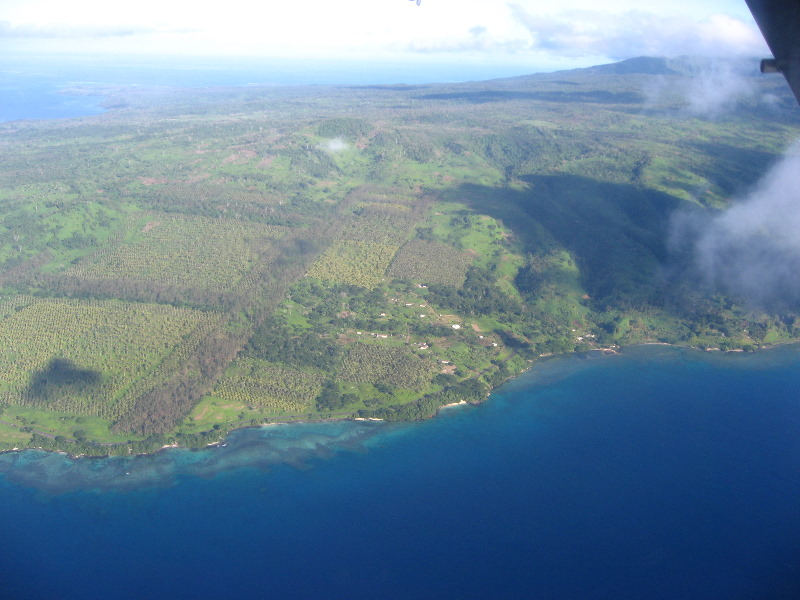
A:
0 0 768 71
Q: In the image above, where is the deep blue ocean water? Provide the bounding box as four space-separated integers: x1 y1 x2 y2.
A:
0 345 798 600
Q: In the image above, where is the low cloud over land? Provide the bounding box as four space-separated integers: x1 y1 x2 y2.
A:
644 59 760 119
320 138 348 153
671 142 800 308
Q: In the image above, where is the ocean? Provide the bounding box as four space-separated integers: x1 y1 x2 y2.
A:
0 345 798 599
1 62 799 599
0 56 536 123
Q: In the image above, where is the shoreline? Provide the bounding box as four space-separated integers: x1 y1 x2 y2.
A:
2 340 798 460
438 400 468 410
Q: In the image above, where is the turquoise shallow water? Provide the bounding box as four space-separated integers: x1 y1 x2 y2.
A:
1 345 798 599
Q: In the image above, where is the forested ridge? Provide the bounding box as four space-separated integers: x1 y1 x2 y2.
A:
2 56 799 455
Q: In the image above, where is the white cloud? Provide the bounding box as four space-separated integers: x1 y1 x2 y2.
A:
0 20 180 39
671 142 800 307
320 138 348 153
508 7 767 59
0 0 770 67
683 62 756 117
644 59 761 119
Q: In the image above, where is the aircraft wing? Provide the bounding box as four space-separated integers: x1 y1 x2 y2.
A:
745 0 800 104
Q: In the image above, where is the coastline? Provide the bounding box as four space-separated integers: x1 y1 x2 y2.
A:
439 400 468 409
2 340 798 460
3 331 799 600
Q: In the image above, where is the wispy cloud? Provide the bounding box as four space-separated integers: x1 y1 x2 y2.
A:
0 20 191 39
644 59 760 119
508 6 766 59
407 22 528 54
0 0 770 65
682 62 756 117
670 142 800 307
319 138 348 153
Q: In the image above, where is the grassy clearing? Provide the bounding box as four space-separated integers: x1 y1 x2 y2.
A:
0 421 33 448
0 405 133 445
181 397 252 432
426 202 519 265
0 196 129 270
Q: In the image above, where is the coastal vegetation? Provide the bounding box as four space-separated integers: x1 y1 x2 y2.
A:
1 57 799 454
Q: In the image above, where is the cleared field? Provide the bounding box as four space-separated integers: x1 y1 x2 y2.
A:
212 358 324 413
387 239 473 287
338 343 434 390
65 213 286 289
0 296 218 419
306 240 399 288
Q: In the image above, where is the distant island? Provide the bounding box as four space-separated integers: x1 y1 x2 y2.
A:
1 56 799 456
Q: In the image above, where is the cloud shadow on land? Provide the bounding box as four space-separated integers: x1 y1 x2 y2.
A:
451 176 681 310
27 357 102 401
687 141 782 199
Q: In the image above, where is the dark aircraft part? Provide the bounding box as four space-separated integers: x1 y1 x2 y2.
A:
760 58 781 73
745 0 800 104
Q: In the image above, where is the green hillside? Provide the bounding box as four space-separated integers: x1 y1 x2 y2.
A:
2 58 799 455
